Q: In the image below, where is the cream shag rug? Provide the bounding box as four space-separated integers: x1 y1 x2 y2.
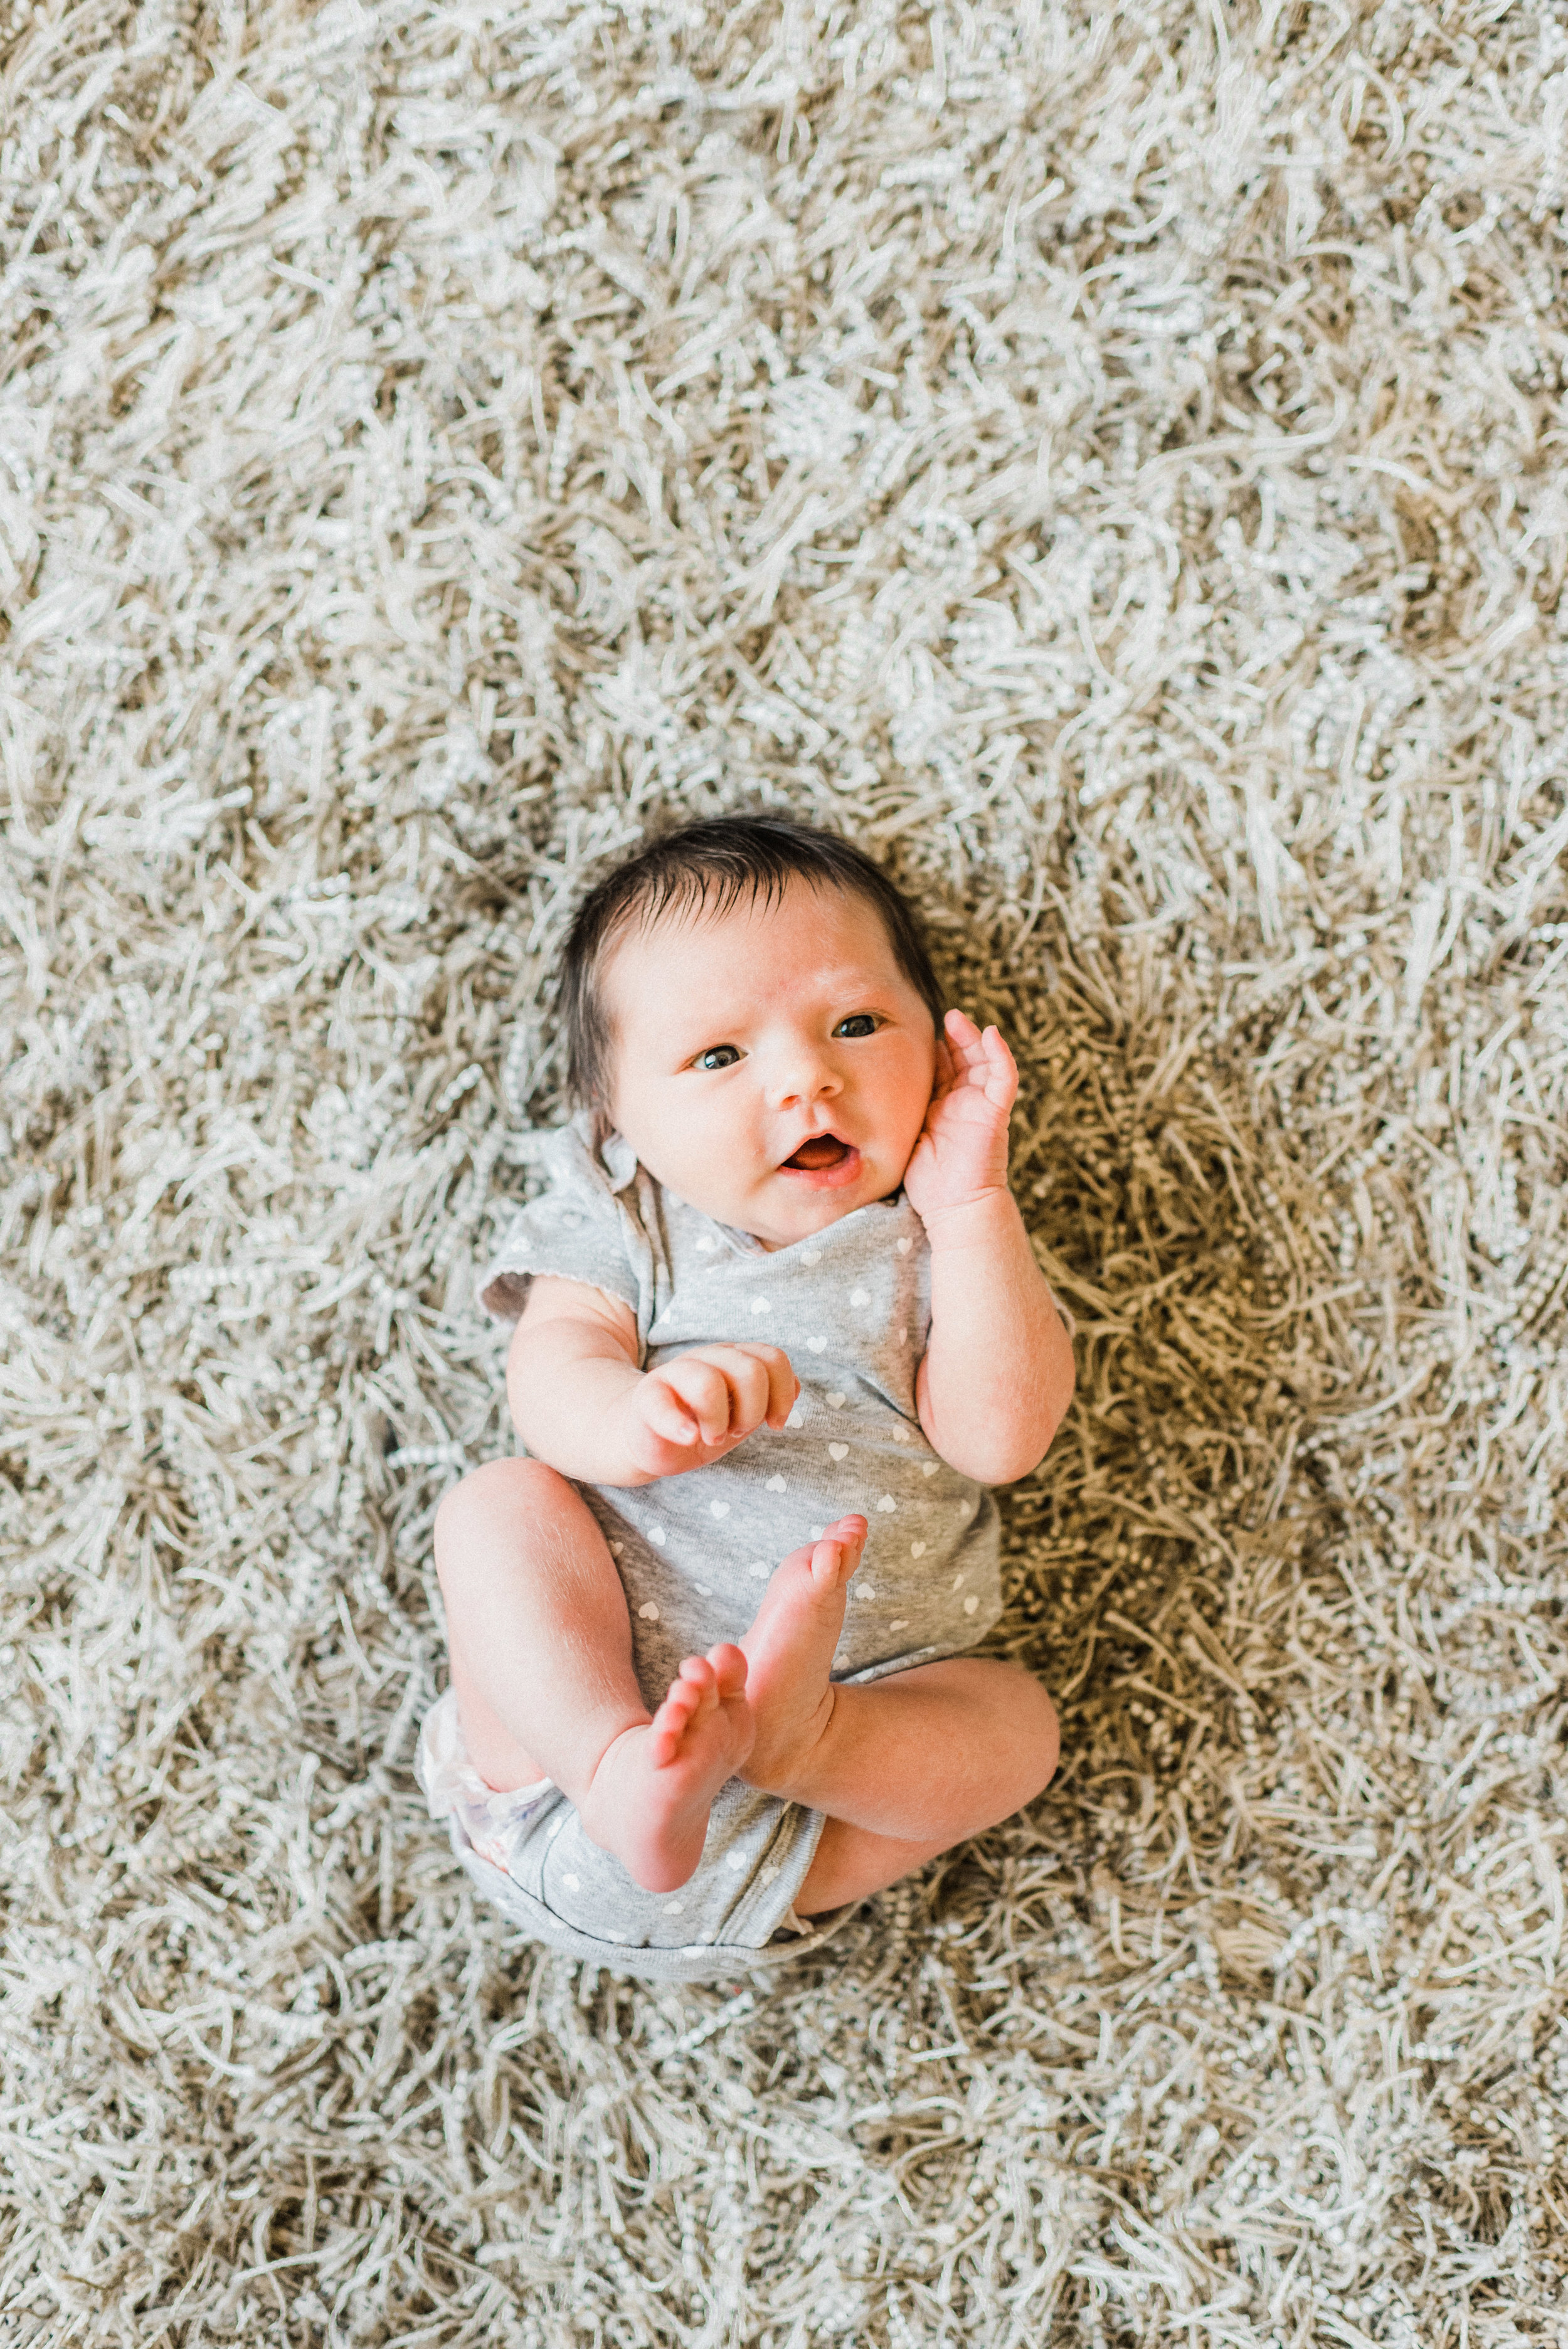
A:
3 0 1566 2340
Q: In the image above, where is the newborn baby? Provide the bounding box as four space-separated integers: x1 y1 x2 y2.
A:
417 813 1075 1978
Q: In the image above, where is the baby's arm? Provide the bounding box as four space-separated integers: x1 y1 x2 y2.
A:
507 1277 798 1486
904 1012 1074 1485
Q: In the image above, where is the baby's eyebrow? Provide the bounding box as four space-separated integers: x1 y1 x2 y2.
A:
662 968 904 1046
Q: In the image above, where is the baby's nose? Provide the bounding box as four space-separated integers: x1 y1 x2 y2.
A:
769 1047 841 1108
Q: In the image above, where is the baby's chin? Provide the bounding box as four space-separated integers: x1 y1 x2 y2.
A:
740 1155 909 1250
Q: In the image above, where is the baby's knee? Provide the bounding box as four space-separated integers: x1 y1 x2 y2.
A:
995 1665 1059 1802
433 1456 574 1582
1028 1680 1061 1793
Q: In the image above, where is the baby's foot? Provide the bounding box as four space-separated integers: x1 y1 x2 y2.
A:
577 1646 754 1894
738 1517 866 1800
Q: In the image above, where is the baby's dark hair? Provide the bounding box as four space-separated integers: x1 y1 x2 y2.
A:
557 812 946 1108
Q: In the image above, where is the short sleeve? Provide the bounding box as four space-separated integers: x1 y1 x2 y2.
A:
477 1114 655 1342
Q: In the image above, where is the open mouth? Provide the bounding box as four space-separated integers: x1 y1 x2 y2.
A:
782 1133 852 1172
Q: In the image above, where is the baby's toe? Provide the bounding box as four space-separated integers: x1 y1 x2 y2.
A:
646 1715 682 1766
657 1675 702 1732
707 1642 749 1698
810 1528 864 1591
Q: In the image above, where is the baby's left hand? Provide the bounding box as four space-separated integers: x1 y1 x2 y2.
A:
902 1010 1019 1230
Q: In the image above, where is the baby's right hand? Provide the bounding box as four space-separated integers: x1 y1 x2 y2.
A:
620 1345 798 1480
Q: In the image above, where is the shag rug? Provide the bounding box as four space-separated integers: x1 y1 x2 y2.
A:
4 0 1565 2340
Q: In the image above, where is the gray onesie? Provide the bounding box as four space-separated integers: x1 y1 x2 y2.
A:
417 1114 1022 1982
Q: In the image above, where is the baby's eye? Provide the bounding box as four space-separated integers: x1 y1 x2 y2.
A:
696 1044 741 1071
833 1014 879 1039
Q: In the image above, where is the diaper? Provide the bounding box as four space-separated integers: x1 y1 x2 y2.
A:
415 1690 854 1981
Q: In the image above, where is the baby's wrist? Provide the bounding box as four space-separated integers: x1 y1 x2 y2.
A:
917 1184 1018 1254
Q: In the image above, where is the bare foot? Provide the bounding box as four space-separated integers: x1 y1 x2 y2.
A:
739 1517 867 1798
576 1646 755 1894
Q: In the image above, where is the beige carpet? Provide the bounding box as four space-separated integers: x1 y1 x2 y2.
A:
4 0 1565 2339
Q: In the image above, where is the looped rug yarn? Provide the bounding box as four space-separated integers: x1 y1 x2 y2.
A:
3 0 1565 2341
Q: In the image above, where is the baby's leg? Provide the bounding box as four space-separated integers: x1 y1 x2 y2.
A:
794 1822 961 1919
789 1664 1059 1916
738 1531 1058 1911
434 1458 754 1893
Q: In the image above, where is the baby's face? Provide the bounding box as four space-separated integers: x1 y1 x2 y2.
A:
602 881 938 1249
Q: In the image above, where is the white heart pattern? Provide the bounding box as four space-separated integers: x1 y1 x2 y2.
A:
876 1494 896 1513
808 1336 827 1352
850 1286 871 1307
827 1392 847 1409
963 1595 979 1615
563 1872 581 1890
857 1584 876 1602
765 1473 787 1492
897 1237 912 1255
786 1408 804 1428
710 1500 730 1518
748 1564 768 1579
892 1425 911 1443
725 1849 748 1871
829 1443 849 1460
911 1542 926 1557
664 1899 685 1913
890 1618 908 1631
638 1601 660 1620
751 1296 769 1314
649 1527 667 1544
802 1250 822 1266
922 1463 938 1478
609 1540 624 1555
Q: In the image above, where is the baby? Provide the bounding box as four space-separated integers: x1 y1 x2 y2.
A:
417 813 1075 1977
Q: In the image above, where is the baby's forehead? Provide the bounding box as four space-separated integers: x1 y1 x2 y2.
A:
611 884 896 988
624 876 888 949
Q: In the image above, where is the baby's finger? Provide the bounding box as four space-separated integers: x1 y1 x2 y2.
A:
662 1359 734 1446
692 1360 743 1446
929 1027 958 1090
981 1024 1019 1109
718 1347 773 1434
921 1041 956 1133
943 1009 992 1080
705 1344 794 1433
761 1347 800 1429
640 1375 701 1446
